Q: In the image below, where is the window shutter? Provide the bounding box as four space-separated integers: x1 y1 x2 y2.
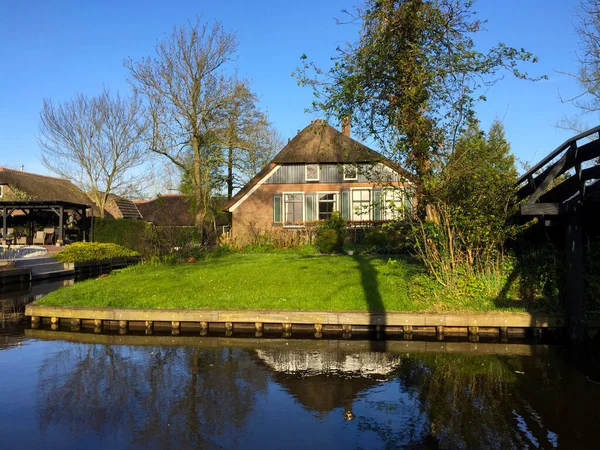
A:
403 189 414 215
341 190 350 219
373 190 382 220
273 195 282 223
305 195 314 221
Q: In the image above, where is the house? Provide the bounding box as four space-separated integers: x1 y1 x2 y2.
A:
135 194 230 233
223 120 415 244
103 194 143 220
134 194 195 227
0 167 95 244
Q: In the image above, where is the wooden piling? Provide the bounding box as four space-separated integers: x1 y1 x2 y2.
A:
436 326 444 340
31 316 40 329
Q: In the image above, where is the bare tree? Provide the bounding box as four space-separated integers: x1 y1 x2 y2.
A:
125 18 238 237
221 78 283 198
558 0 600 132
39 87 149 217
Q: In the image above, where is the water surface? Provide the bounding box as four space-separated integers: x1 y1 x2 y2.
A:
1 323 599 449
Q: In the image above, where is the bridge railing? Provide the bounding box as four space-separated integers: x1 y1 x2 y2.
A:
516 125 600 205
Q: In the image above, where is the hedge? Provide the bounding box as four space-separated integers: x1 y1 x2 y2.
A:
92 218 199 259
55 242 139 263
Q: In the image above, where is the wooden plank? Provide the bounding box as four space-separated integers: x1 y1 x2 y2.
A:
23 329 549 356
520 203 565 216
25 304 565 328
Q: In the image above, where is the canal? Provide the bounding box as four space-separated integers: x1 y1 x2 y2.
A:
1 282 600 448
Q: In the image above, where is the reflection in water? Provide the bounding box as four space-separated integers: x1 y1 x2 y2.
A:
36 345 268 449
2 334 595 448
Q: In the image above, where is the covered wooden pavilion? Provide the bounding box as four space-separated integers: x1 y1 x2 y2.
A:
1 201 91 246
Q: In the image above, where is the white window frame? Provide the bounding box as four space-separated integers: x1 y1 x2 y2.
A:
382 188 405 220
343 164 358 181
305 164 319 182
0 185 4 198
316 191 338 221
282 191 305 228
349 187 373 221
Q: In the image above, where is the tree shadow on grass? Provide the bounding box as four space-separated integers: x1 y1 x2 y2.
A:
352 255 386 352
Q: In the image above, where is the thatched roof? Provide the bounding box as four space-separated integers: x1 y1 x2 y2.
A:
273 119 385 164
0 167 92 206
224 120 415 211
103 193 142 219
135 195 194 226
135 194 230 227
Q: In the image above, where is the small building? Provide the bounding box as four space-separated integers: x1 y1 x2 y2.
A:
0 167 95 245
134 194 195 227
223 120 415 244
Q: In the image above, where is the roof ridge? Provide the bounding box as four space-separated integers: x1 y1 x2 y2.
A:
0 166 70 182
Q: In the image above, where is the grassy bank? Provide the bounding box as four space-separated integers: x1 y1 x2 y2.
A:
37 252 537 313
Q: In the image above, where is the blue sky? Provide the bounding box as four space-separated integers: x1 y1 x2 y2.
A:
0 0 590 177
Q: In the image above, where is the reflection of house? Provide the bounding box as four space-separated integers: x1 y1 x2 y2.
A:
254 349 402 415
224 120 415 244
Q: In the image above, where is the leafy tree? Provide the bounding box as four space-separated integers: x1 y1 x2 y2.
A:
39 87 148 217
296 0 542 191
414 120 519 281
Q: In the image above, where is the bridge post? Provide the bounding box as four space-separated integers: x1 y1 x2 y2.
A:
566 213 585 341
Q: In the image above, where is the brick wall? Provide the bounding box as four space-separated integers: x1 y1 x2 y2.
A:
230 181 410 245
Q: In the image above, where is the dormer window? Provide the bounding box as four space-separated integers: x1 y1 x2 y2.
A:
306 164 319 181
343 164 358 180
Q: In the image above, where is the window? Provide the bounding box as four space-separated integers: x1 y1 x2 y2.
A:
0 185 3 198
383 189 404 219
352 189 371 219
343 164 358 180
284 193 303 224
305 164 319 181
318 193 337 220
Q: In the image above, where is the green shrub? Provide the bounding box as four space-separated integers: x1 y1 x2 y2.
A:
315 212 346 253
55 242 139 263
315 229 339 253
363 230 388 248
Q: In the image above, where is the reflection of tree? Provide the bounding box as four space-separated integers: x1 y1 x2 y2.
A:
36 344 268 448
359 353 561 449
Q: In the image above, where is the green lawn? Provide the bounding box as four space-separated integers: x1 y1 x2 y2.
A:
37 252 530 312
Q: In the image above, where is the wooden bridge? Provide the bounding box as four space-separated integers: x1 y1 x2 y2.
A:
516 125 600 340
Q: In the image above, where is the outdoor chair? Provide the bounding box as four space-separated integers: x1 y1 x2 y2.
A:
33 231 46 246
43 227 55 245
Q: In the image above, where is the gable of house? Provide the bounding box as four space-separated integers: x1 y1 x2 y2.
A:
224 120 415 243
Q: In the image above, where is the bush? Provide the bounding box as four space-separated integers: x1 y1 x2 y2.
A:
315 212 346 253
315 229 339 253
92 218 149 252
363 230 388 248
93 218 200 260
55 242 139 263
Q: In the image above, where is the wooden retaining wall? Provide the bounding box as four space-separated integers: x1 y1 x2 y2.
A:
24 329 551 356
25 304 564 340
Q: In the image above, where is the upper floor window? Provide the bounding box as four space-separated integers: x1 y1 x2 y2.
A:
343 165 358 180
0 185 4 198
306 164 319 181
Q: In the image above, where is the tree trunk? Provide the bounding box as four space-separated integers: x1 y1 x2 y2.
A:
227 146 234 199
